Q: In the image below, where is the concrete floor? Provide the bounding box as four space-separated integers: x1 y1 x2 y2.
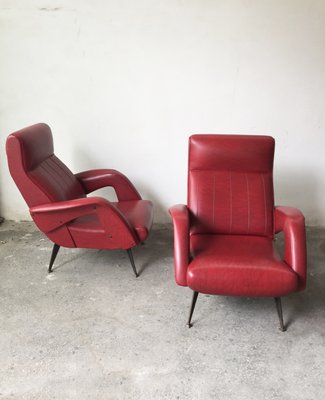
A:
0 221 324 400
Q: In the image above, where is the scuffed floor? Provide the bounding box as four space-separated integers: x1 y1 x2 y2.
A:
0 221 324 399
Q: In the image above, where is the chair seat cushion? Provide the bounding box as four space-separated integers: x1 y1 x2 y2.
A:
187 234 298 297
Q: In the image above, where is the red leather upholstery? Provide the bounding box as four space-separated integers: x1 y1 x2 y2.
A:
6 124 85 207
274 206 307 290
75 169 141 201
188 135 275 237
169 204 190 286
113 200 153 242
169 134 307 299
6 123 153 254
188 235 298 296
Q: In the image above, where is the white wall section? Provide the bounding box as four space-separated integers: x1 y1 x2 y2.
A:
1 0 325 225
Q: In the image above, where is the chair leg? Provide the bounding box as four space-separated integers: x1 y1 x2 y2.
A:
126 248 139 278
48 244 60 273
187 291 199 328
274 297 286 332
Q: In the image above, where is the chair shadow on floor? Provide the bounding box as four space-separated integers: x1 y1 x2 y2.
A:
284 273 325 331
274 227 325 331
48 249 91 273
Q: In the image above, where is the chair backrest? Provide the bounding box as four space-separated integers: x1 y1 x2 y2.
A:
188 134 275 237
6 123 86 208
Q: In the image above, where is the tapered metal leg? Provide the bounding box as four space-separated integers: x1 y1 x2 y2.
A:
187 291 199 328
48 244 60 273
274 297 286 332
126 248 139 278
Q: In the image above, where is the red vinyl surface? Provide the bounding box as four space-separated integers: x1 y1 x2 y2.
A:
169 134 307 297
6 123 153 250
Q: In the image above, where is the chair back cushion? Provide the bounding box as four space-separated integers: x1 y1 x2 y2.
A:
188 134 275 237
6 123 85 207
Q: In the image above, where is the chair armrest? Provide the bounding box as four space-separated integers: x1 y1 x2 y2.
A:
30 197 137 246
169 204 190 286
75 169 141 201
274 206 307 290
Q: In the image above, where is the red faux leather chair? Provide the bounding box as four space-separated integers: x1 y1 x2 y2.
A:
169 135 306 331
6 123 153 277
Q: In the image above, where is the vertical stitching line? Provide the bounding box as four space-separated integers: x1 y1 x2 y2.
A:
39 160 64 189
229 171 232 234
196 173 200 220
261 173 267 235
51 156 76 182
212 173 216 227
245 173 250 235
46 157 71 187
